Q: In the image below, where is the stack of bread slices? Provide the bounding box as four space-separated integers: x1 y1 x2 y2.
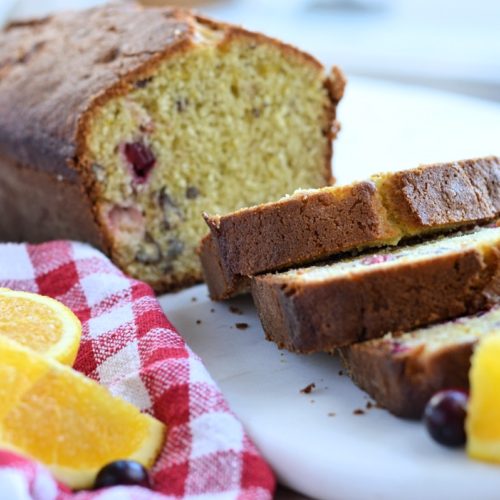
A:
200 156 500 418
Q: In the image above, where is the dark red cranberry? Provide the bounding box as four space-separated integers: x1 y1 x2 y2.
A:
424 389 468 447
94 460 151 489
124 141 156 181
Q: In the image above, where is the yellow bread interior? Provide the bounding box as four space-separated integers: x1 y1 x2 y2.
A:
383 307 500 355
85 25 333 289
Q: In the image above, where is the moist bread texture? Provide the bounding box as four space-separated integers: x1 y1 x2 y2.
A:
201 157 500 299
339 307 500 419
251 226 500 353
0 4 344 292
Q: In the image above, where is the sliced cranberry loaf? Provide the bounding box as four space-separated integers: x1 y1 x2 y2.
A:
0 4 344 292
251 226 500 353
201 157 500 299
339 307 500 419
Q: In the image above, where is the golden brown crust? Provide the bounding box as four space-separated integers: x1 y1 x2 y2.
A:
323 66 346 184
0 157 104 248
325 66 347 104
213 23 324 71
202 157 500 300
205 181 398 277
379 156 500 232
251 241 500 353
198 235 250 299
338 339 474 419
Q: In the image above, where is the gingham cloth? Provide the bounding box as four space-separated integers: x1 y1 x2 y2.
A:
0 241 275 500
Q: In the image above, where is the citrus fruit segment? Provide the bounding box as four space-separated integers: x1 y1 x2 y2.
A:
466 333 500 462
0 288 82 366
0 337 166 490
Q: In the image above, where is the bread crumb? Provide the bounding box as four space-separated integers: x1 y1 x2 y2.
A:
191 297 197 302
338 370 344 376
328 412 336 417
210 308 215 313
353 409 365 415
229 305 243 315
235 322 249 330
366 401 374 410
300 383 316 394
196 319 202 325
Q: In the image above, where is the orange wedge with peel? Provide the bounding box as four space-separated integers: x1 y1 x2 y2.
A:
0 336 166 490
0 288 81 365
466 333 500 462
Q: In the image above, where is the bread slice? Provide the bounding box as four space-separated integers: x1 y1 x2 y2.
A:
339 307 500 419
201 157 500 299
0 4 344 293
251 226 500 353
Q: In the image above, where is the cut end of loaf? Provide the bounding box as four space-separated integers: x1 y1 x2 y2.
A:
84 23 338 291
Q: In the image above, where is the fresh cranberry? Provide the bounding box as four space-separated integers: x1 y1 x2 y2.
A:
360 254 394 265
124 141 156 181
424 389 468 447
94 460 151 489
390 341 409 355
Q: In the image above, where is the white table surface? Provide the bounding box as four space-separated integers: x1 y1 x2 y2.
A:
160 77 500 500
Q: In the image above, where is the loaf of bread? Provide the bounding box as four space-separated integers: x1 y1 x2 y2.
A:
0 4 344 292
339 307 500 419
251 226 500 353
201 157 500 299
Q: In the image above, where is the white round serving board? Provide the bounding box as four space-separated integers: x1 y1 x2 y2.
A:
159 77 500 500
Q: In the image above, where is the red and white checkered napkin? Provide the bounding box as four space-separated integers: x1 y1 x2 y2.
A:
0 241 275 500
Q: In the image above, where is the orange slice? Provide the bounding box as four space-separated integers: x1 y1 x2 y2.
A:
0 288 81 365
0 336 166 489
466 333 500 462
